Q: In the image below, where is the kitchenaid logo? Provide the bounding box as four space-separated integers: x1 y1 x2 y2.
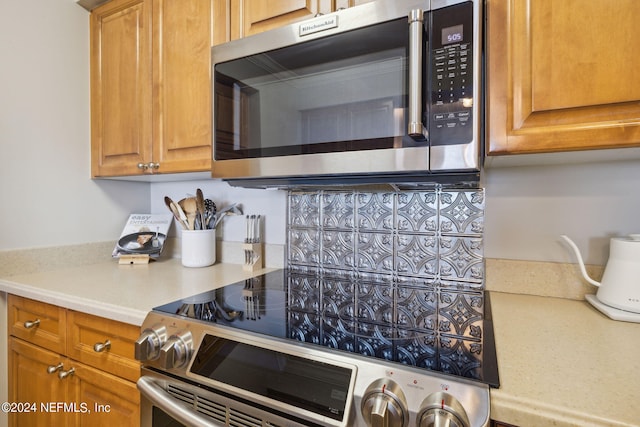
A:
299 15 338 36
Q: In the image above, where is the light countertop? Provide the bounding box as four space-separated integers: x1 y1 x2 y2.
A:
1 259 638 426
489 292 640 427
0 259 276 325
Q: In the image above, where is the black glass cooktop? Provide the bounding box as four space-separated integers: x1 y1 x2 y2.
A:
153 269 499 388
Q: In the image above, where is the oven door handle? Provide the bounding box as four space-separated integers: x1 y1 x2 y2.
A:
137 376 224 427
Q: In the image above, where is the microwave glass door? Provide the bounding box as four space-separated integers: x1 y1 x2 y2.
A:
214 17 426 161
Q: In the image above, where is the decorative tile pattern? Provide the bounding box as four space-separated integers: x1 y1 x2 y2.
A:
322 191 355 229
396 233 438 276
357 192 394 231
322 230 355 270
397 191 438 233
287 187 485 284
438 236 483 282
356 232 394 273
286 187 487 375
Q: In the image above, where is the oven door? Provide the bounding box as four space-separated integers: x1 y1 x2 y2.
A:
138 368 330 427
139 369 222 427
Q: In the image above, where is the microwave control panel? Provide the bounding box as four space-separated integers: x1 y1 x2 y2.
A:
429 1 475 147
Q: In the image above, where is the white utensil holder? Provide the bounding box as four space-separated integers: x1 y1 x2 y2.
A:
181 229 216 268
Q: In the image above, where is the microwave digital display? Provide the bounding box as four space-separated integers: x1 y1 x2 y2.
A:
442 24 464 45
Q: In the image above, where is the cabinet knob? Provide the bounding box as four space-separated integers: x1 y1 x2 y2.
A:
93 339 111 353
47 363 64 374
23 319 40 329
138 162 159 172
58 367 75 380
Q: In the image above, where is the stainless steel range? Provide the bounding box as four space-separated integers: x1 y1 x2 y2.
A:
135 270 498 427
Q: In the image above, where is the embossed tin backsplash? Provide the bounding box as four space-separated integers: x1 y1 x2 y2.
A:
286 188 497 383
287 188 485 285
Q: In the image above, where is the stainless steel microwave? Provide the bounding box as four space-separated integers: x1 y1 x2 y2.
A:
211 0 482 187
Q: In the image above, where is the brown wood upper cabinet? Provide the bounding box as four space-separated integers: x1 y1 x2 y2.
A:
90 0 213 177
213 0 375 44
486 0 640 155
230 0 332 41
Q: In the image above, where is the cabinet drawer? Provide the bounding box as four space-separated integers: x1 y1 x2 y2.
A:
8 295 66 354
66 310 140 383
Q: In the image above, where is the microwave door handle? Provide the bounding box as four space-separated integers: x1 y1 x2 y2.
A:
408 9 424 138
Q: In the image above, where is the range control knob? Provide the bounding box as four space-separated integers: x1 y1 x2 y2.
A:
158 331 193 369
134 325 167 362
361 379 408 427
417 392 470 427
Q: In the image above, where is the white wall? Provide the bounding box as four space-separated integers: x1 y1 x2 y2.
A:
485 158 640 265
1 0 638 267
149 156 640 268
0 0 149 251
149 180 287 244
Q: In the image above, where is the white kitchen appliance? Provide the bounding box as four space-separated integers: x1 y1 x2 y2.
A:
561 234 640 323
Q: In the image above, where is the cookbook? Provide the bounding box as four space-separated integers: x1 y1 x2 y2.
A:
112 214 173 259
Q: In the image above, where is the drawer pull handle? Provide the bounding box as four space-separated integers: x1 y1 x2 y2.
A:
58 367 75 380
23 319 40 329
93 339 111 353
47 363 63 374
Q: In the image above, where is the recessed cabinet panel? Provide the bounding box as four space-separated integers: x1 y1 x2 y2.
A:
72 363 140 427
91 0 212 177
91 0 152 176
531 1 640 111
67 310 141 383
8 294 66 354
152 0 213 172
8 339 71 427
230 0 332 40
487 0 640 155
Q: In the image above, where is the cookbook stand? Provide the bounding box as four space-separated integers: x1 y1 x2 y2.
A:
118 254 151 265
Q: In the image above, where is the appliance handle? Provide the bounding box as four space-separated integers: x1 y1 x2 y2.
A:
137 376 224 427
408 9 424 138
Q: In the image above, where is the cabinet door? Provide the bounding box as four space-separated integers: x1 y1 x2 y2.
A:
230 0 332 40
8 338 71 427
152 0 213 173
70 363 140 427
66 310 141 383
334 0 375 8
91 0 153 177
487 0 640 155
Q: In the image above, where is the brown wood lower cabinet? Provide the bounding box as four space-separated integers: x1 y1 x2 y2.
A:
8 338 70 427
7 295 140 427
